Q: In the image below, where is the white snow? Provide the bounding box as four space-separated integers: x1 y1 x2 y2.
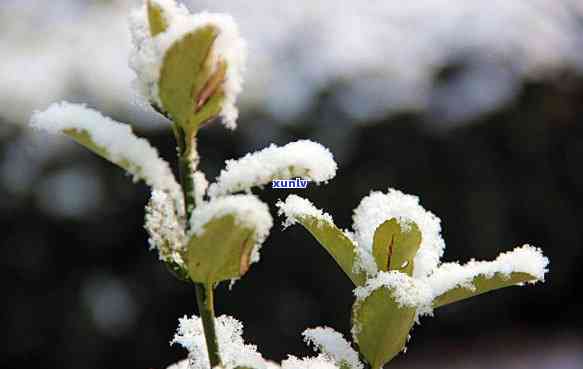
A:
30 102 181 195
265 362 282 369
129 0 246 129
145 189 187 266
172 314 266 369
208 140 337 197
281 355 339 369
353 271 433 311
303 327 363 369
352 188 445 279
192 171 209 205
166 359 189 369
276 194 335 228
189 195 273 264
425 244 549 299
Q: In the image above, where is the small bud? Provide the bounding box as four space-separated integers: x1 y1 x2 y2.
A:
372 219 421 276
130 0 246 137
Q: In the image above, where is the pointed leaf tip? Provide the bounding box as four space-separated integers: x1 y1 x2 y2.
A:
428 245 549 308
432 271 540 308
277 195 367 286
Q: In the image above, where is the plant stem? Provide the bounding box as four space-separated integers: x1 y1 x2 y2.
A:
176 128 222 368
195 283 221 367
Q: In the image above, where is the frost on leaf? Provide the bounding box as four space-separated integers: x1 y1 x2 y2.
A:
30 102 181 198
145 190 187 277
172 315 267 369
303 327 363 369
208 140 337 197
276 195 367 286
281 355 339 369
353 271 433 313
426 244 549 307
352 188 445 279
129 0 246 130
187 195 273 284
277 194 334 228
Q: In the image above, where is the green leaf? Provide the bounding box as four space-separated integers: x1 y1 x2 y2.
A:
187 215 256 284
372 219 421 275
147 0 169 36
352 287 416 369
433 272 537 308
158 25 226 134
291 215 367 286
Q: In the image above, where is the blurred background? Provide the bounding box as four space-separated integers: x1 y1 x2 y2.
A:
1 0 582 368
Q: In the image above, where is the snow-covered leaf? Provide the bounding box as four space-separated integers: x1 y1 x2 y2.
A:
187 214 256 284
277 195 366 286
303 327 363 369
281 355 339 369
352 272 433 369
173 314 267 369
353 189 445 279
158 24 224 132
208 140 337 197
372 219 421 276
130 2 246 131
30 102 180 195
145 190 188 280
187 195 272 284
433 271 537 308
427 245 549 308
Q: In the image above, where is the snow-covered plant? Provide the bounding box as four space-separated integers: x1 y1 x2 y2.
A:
277 190 549 369
29 1 549 369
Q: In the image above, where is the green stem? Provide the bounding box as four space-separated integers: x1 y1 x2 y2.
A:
195 283 221 367
176 128 222 368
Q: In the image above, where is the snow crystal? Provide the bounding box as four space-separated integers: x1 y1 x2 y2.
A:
352 188 445 279
145 189 187 266
172 314 266 369
425 244 549 299
30 102 180 196
303 327 363 369
192 171 209 205
353 271 433 311
276 194 334 228
189 195 273 264
281 355 339 369
208 140 337 197
129 0 246 129
166 359 189 369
